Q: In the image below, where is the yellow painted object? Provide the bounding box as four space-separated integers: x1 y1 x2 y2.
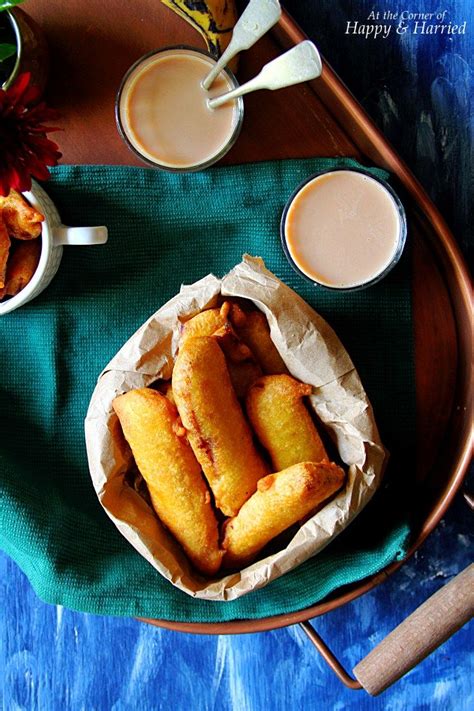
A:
159 0 238 66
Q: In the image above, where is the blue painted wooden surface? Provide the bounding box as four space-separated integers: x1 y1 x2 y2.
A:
1 495 472 709
1 1 472 709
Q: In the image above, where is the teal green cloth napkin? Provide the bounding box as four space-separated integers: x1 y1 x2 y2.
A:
0 159 413 621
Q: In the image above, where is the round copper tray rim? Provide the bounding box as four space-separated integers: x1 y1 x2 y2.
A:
140 11 473 635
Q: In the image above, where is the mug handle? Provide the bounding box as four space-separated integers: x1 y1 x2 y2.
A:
52 225 108 246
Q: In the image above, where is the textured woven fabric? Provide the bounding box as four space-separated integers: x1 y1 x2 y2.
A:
0 160 413 621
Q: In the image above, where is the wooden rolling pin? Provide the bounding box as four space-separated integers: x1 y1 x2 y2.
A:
301 564 474 695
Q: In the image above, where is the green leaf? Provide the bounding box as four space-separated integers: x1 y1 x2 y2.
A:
0 0 25 12
0 42 16 61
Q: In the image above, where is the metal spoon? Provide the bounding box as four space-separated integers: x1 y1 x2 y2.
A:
207 40 322 110
202 0 282 91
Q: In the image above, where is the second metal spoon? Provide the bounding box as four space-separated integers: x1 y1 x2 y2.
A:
207 41 323 110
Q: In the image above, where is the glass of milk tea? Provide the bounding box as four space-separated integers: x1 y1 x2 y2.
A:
281 167 407 291
116 46 244 172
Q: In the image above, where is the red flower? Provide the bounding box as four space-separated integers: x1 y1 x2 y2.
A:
0 72 62 196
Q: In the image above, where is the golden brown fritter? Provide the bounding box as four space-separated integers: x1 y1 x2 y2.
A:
246 374 328 471
222 461 345 568
172 336 268 516
158 380 175 405
2 239 41 297
212 323 262 398
232 310 288 374
180 304 262 398
180 303 229 345
113 387 223 576
0 215 10 291
0 190 44 239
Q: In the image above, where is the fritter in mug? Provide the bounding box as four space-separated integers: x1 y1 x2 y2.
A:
0 190 44 239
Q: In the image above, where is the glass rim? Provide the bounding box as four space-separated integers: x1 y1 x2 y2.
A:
115 45 244 173
2 10 22 90
280 166 408 292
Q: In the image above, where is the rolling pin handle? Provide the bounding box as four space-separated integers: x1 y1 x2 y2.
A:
300 564 474 696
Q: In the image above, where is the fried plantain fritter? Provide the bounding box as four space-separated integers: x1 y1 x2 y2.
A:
0 215 10 291
246 374 328 471
113 387 223 576
0 190 44 239
180 303 262 399
180 303 230 345
172 336 269 516
212 322 262 398
222 461 345 568
2 239 41 297
232 310 288 375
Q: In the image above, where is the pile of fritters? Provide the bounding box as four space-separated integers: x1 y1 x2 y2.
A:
0 191 44 301
113 301 346 576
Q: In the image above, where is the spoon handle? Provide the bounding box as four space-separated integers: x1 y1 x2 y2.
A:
208 41 322 110
202 0 282 90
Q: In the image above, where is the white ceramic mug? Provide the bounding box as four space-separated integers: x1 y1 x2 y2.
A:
0 181 108 315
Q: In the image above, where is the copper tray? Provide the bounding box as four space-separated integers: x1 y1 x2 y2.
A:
28 1 472 635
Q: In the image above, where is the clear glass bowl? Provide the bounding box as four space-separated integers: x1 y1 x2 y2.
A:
280 166 408 291
115 45 244 173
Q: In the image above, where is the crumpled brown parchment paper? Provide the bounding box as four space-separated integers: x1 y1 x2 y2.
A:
85 256 387 601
